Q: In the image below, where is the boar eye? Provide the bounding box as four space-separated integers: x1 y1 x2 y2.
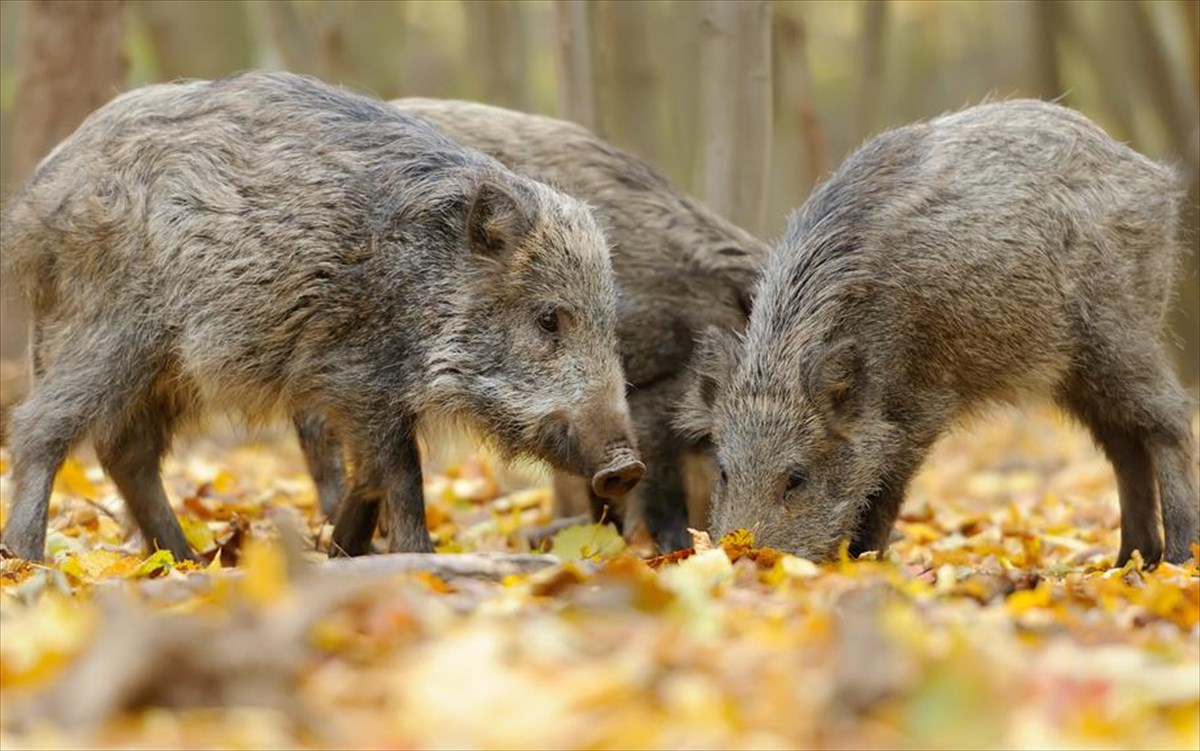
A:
716 461 728 485
537 309 560 334
785 469 807 493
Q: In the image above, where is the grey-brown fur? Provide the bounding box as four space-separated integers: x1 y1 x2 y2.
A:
0 70 640 562
678 99 1198 566
299 98 769 552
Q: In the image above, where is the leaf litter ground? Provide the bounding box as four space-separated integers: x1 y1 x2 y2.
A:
0 405 1197 750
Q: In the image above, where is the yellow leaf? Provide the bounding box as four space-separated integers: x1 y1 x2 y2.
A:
899 522 942 545
101 556 143 579
241 538 288 605
180 516 216 553
135 548 176 578
0 593 95 688
58 548 124 581
717 529 755 549
53 458 98 498
548 523 626 561
1006 581 1052 615
211 469 236 494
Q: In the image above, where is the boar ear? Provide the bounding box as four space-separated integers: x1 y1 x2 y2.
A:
805 338 864 424
674 326 741 443
467 176 534 259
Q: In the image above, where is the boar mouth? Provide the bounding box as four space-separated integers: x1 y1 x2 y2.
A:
534 414 581 474
533 414 644 498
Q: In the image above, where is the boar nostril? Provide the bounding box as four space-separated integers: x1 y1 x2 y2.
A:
591 459 645 499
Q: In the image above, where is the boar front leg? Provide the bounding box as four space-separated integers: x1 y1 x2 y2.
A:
849 464 920 558
382 435 434 554
639 456 691 553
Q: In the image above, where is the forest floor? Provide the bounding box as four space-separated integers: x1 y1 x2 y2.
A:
0 405 1197 750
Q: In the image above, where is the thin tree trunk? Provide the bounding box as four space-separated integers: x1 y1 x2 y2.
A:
1028 0 1063 101
1181 0 1200 112
5 0 127 361
857 0 887 139
464 0 528 110
660 0 703 192
696 0 772 237
135 0 254 81
10 0 126 184
1054 1 1134 142
552 0 596 130
773 10 828 203
1120 0 1200 383
594 0 662 160
1122 0 1197 158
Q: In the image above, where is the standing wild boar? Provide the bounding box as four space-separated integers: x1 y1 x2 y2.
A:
0 71 642 562
678 99 1199 565
295 98 769 553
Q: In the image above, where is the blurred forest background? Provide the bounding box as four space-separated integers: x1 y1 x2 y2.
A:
0 0 1197 384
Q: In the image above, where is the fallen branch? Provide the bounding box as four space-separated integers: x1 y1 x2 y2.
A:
320 551 560 580
126 551 561 604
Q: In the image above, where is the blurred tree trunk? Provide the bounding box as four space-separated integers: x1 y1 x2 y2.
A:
136 0 254 81
696 0 772 236
1121 0 1197 158
1120 0 1200 383
552 0 596 130
4 0 127 361
257 1 406 98
1056 3 1135 141
1182 0 1200 110
773 9 828 207
464 0 528 110
1028 0 1063 101
856 0 887 139
660 0 702 192
594 0 661 161
261 1 351 83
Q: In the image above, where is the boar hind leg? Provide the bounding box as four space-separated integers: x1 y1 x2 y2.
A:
1 396 75 561
1087 419 1162 567
1061 385 1165 567
2 336 146 561
293 410 347 518
329 486 381 557
330 429 431 557
95 401 194 562
1139 370 1199 564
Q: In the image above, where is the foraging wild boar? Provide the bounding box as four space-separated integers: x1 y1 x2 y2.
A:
297 98 769 553
0 71 642 562
678 99 1199 565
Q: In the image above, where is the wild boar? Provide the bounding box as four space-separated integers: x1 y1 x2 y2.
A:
679 99 1198 566
0 71 641 562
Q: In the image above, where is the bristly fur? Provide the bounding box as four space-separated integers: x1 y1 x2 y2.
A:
0 70 637 561
678 98 1197 566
